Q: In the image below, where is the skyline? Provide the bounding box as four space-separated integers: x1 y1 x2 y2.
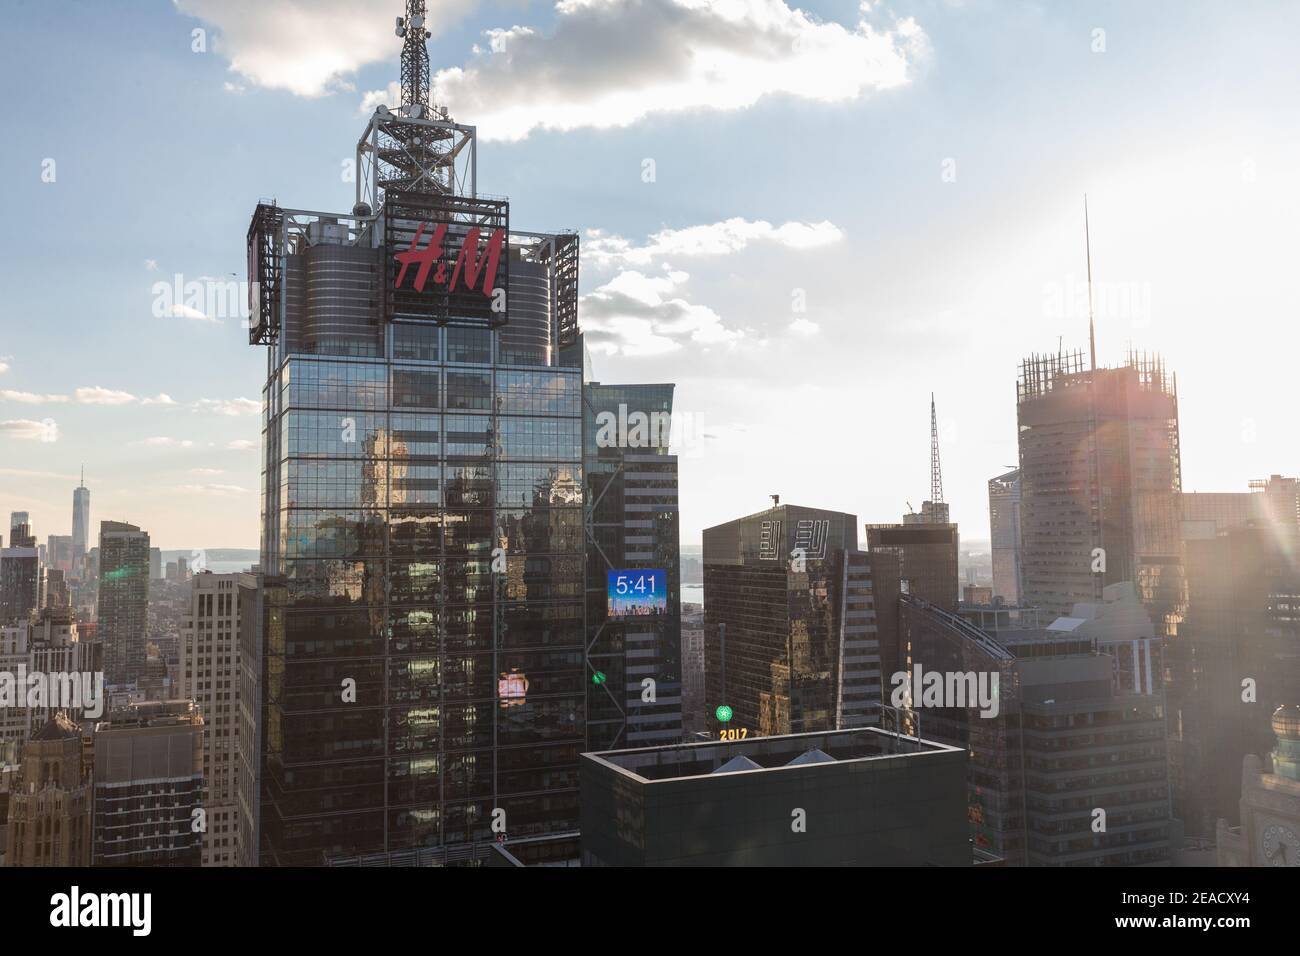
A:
3 0 1300 550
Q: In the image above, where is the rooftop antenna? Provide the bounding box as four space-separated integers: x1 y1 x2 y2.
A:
80 464 84 488
930 392 944 505
395 0 431 117
770 494 780 507
1085 195 1097 372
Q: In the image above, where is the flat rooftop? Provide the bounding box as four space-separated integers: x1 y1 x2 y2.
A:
584 727 962 783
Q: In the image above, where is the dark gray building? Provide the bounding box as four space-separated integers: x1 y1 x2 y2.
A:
583 382 681 750
579 728 969 866
899 590 1172 866
704 504 887 736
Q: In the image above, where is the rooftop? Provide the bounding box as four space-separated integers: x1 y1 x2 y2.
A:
583 727 962 784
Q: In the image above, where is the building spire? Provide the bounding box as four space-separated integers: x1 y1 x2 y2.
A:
1085 194 1097 371
930 392 943 505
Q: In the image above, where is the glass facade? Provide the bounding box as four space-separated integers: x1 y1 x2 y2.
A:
256 314 586 865
583 384 682 750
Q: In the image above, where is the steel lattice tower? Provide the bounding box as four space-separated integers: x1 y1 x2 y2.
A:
930 392 944 505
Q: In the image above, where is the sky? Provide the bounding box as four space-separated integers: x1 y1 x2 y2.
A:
1 0 1298 551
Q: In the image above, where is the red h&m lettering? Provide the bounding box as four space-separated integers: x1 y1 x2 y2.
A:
394 222 505 297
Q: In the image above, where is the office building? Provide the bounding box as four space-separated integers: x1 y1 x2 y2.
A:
92 700 204 866
579 728 969 866
239 7 587 864
865 519 959 612
150 547 163 582
96 521 151 686
704 503 886 736
583 383 681 750
0 533 39 626
47 535 73 574
899 590 1172 865
179 572 242 866
1 713 92 867
988 468 1022 604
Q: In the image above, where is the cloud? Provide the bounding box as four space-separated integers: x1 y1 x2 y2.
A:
585 218 844 269
226 439 258 451
1 389 69 404
178 483 250 496
189 467 226 476
142 393 178 406
133 436 195 448
195 398 260 417
76 386 137 406
174 0 477 98
144 259 159 272
363 0 928 141
0 360 8 374
164 303 220 323
789 317 821 335
1 419 58 442
580 267 743 356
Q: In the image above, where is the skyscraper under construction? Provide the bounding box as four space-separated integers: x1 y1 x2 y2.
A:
1015 350 1182 631
240 2 590 865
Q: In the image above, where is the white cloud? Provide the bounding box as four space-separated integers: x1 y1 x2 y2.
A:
580 267 743 356
174 0 477 98
1 419 58 442
144 259 159 272
190 467 226 476
226 439 258 451
133 436 195 448
1 389 69 404
0 360 8 374
195 398 260 417
789 317 821 335
370 0 928 141
143 393 178 406
76 386 137 406
178 483 249 496
164 303 220 323
585 218 844 269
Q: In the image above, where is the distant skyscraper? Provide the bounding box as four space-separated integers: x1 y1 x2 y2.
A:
704 504 886 736
150 547 162 581
180 572 242 866
583 383 682 750
0 520 39 626
71 477 90 578
96 521 150 686
988 468 1022 605
47 534 73 574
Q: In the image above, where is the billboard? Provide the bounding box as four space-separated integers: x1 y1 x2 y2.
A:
384 190 509 328
606 569 668 618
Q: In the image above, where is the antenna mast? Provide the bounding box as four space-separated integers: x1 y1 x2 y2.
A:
930 392 943 505
1085 195 1097 371
397 0 431 116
